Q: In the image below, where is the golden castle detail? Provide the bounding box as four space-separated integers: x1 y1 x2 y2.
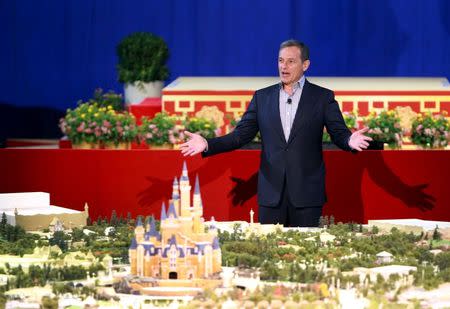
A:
129 162 222 280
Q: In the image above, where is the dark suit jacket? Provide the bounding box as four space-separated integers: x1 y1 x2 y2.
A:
203 79 352 207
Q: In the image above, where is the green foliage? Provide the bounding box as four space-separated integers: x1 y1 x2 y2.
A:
0 214 38 256
435 252 450 271
432 225 442 241
49 231 70 252
183 117 217 139
364 110 402 149
88 88 124 111
411 112 449 148
140 112 179 146
117 32 169 83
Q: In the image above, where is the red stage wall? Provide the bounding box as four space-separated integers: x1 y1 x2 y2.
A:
0 149 448 224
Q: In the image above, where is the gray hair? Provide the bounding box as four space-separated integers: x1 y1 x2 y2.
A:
279 39 310 62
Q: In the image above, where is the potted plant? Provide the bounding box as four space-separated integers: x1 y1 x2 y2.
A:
60 103 105 149
103 112 138 150
363 110 403 149
411 112 449 149
183 116 217 139
139 112 180 148
117 32 169 104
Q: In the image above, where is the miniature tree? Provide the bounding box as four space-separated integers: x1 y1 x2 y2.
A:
329 215 335 226
324 216 329 228
110 210 118 226
0 212 7 234
433 225 442 241
318 216 324 228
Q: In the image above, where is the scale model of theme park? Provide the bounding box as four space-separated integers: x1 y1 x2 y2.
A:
0 162 450 308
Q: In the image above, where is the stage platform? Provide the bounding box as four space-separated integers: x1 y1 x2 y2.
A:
0 149 448 224
161 77 450 133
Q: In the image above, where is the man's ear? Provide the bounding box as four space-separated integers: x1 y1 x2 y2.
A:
303 60 310 72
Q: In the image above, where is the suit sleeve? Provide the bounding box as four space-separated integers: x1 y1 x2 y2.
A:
324 90 353 151
203 93 259 157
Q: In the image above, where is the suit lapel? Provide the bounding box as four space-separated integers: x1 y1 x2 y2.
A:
268 86 286 144
287 79 314 144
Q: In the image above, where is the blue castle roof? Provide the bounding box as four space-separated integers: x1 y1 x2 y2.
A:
160 202 167 220
194 174 200 194
129 237 137 250
212 237 220 250
167 202 178 218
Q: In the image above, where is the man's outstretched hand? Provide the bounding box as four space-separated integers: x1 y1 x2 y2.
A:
180 131 208 157
349 127 373 151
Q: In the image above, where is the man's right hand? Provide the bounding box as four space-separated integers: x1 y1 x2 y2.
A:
180 131 208 157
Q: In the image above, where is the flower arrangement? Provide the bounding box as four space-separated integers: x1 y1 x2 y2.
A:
59 103 107 146
183 116 217 139
59 99 138 148
363 110 402 149
323 111 358 142
103 112 138 147
139 112 181 146
411 112 449 149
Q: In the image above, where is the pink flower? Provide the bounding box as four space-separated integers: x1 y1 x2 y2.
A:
102 120 111 128
146 133 153 139
84 128 93 134
76 122 86 133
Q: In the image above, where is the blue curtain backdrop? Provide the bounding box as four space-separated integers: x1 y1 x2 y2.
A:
0 0 449 111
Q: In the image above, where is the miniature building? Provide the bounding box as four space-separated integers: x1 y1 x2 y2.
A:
376 251 394 264
129 162 222 280
0 192 88 231
49 217 64 232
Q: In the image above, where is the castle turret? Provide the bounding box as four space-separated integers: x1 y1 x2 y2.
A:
129 237 138 275
193 174 202 212
172 177 181 215
179 161 191 217
134 216 145 243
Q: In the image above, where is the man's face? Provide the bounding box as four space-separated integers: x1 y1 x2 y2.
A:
278 46 310 86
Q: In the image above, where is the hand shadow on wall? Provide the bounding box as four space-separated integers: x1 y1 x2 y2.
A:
227 151 435 222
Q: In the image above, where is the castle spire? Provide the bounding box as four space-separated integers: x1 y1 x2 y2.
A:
180 161 189 182
167 202 178 219
136 216 143 227
194 174 200 195
160 202 167 220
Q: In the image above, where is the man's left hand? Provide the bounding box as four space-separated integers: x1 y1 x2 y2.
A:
348 127 373 151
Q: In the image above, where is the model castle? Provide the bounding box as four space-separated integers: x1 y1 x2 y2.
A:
129 162 222 280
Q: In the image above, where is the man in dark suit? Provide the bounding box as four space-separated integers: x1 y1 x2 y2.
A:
180 39 372 227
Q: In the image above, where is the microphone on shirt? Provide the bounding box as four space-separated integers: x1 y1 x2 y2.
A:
287 98 292 104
